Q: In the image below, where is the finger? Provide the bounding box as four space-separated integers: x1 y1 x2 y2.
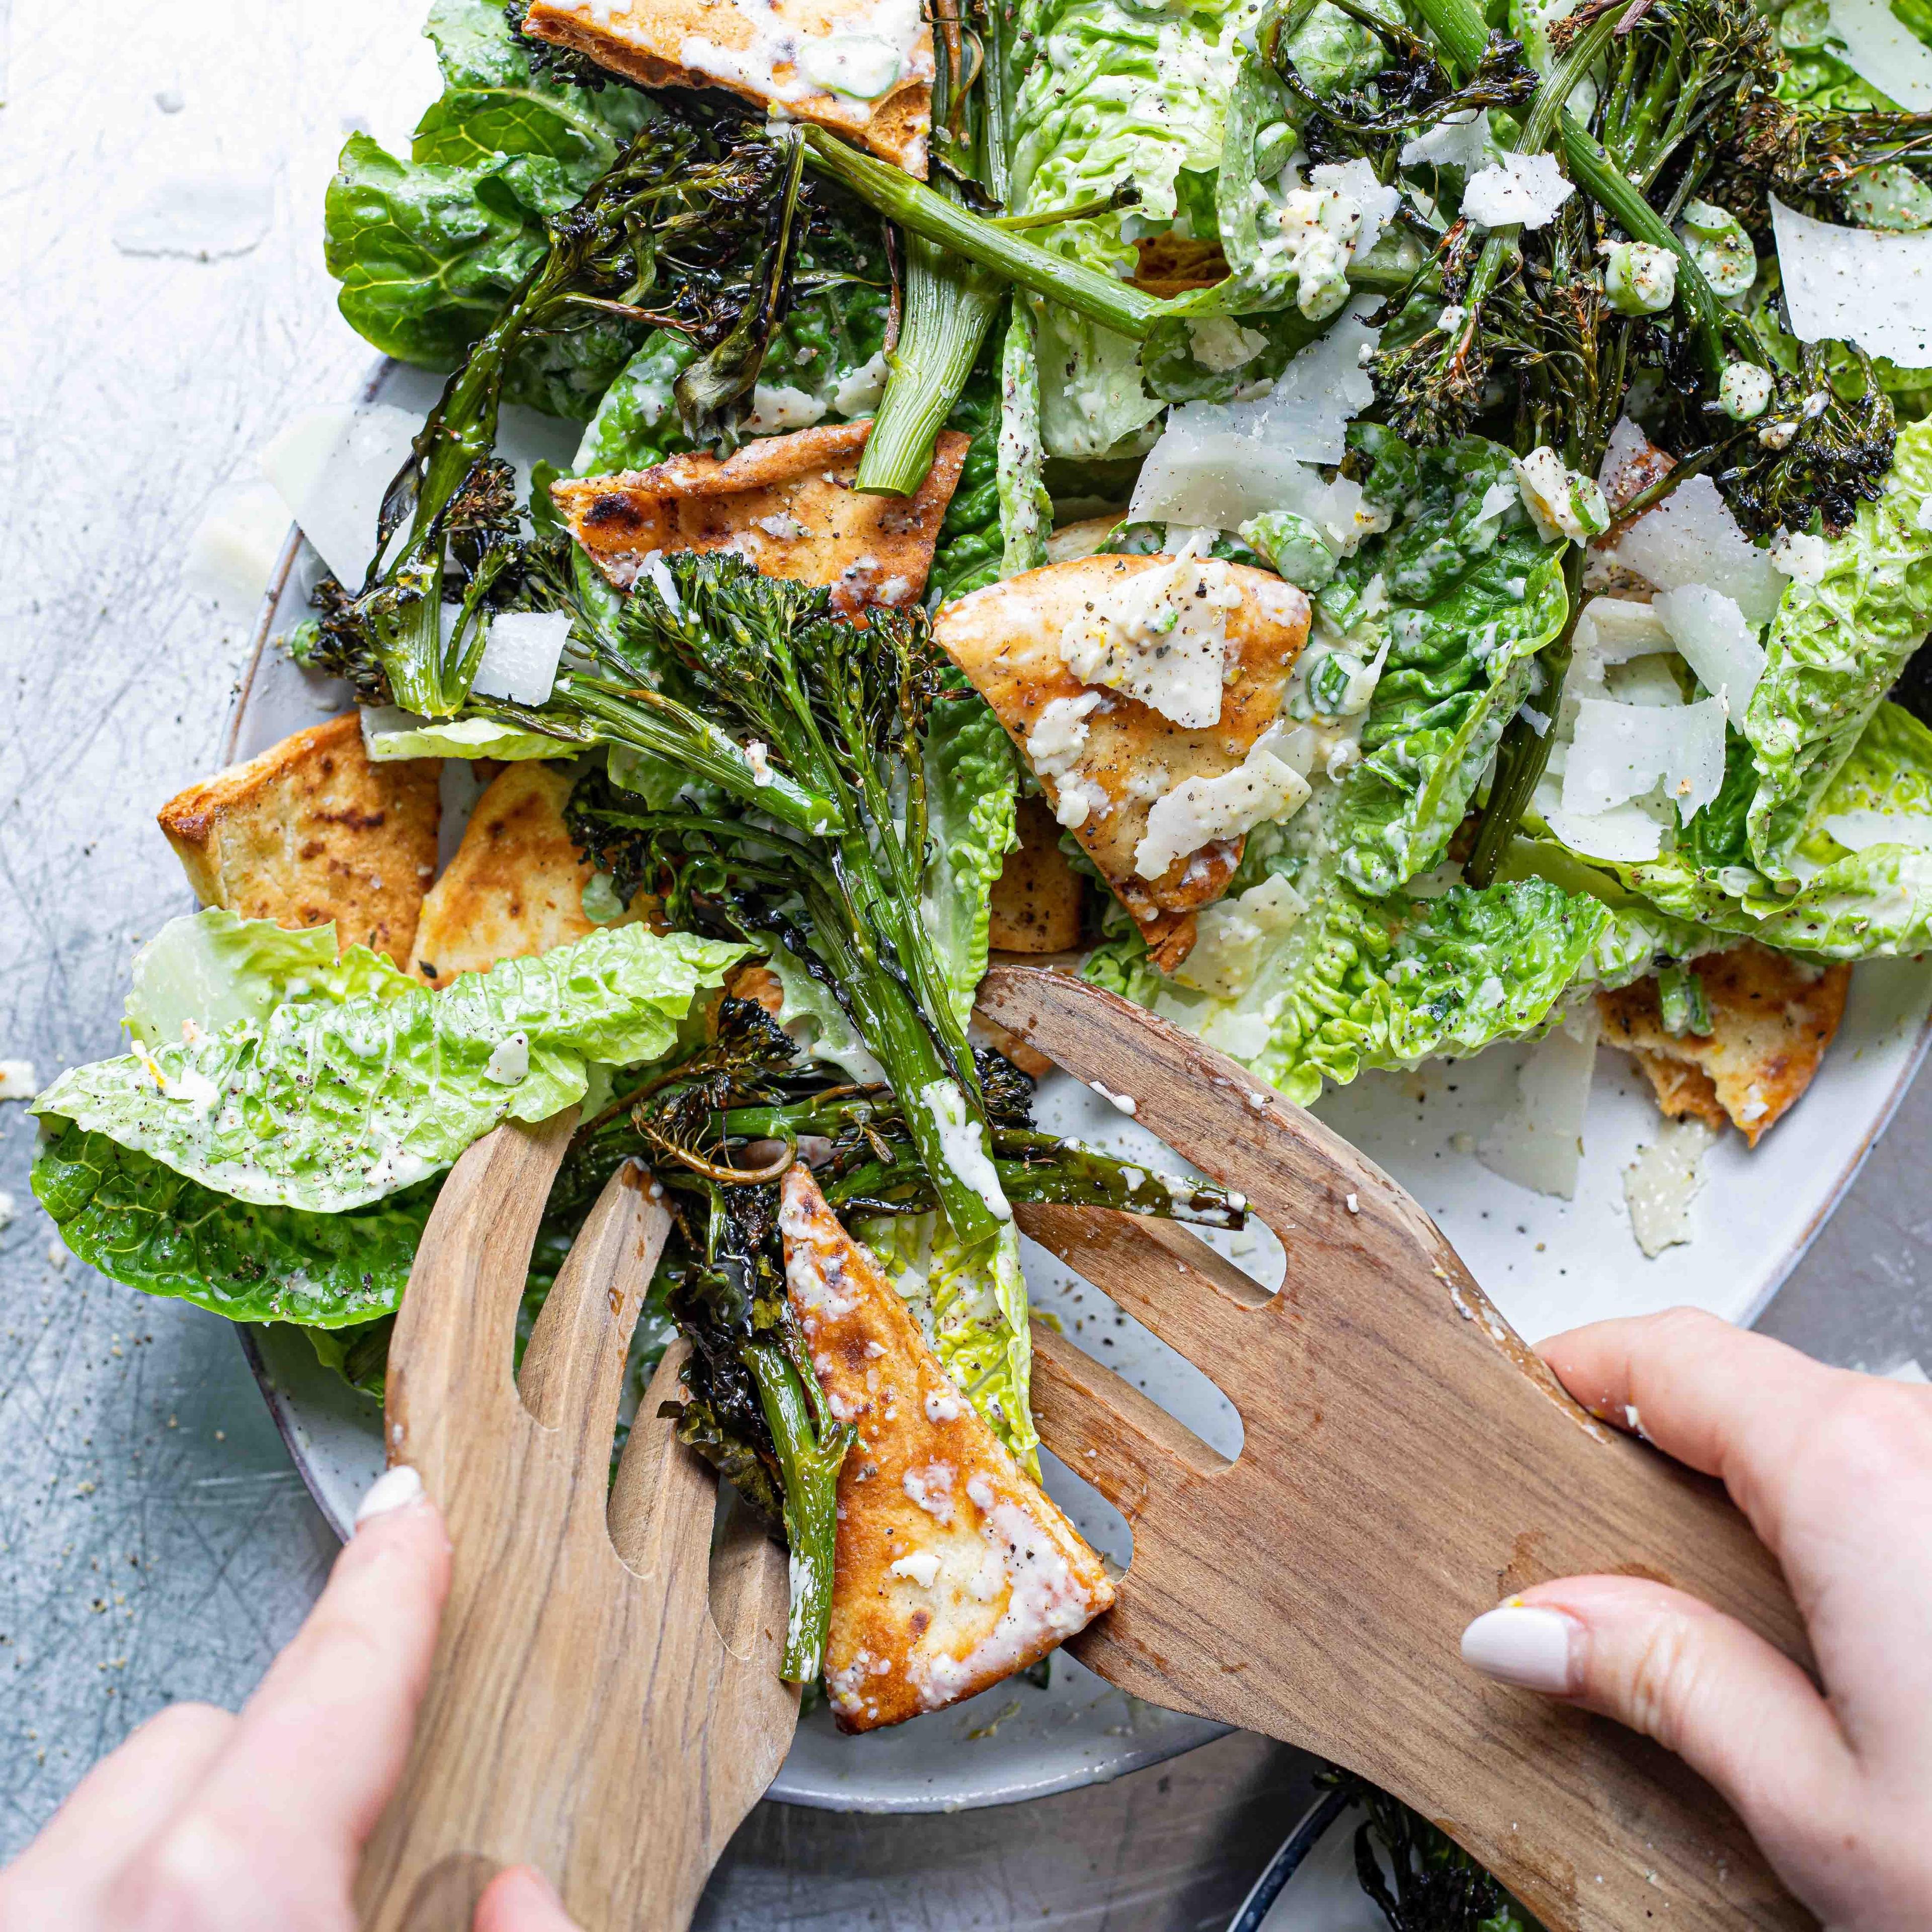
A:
1462 1575 1857 1898
1540 1310 1932 1762
116 1469 452 1918
519 1164 668 1452
0 1704 233 1914
473 1865 584 1932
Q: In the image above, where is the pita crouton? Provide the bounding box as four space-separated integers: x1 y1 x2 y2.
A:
935 554 1310 972
157 714 438 967
520 0 933 172
779 1167 1114 1730
1597 944 1852 1146
552 424 969 616
989 796 1084 953
409 763 602 988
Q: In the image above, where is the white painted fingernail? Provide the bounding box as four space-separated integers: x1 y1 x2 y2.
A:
354 1464 424 1528
1461 1600 1581 1694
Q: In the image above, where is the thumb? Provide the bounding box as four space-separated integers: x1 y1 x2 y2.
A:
1461 1577 1852 1869
474 1866 584 1932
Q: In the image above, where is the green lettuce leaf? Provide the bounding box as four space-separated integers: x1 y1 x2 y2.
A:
1745 420 1932 872
1519 707 1932 958
855 1214 1038 1471
922 695 1020 1030
1087 853 1609 1103
1328 432 1568 895
34 926 744 1213
33 1122 433 1328
123 910 415 1051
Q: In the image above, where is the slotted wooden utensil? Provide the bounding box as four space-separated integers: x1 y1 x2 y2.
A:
976 963 1812 1932
353 1109 798 1932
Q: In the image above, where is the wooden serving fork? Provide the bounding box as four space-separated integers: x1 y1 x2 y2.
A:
976 964 1812 1932
353 1110 798 1932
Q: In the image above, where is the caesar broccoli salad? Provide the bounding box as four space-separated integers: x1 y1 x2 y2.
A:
29 0 1932 1723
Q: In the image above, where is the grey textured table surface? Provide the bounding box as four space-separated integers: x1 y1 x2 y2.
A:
4 4 1930 1924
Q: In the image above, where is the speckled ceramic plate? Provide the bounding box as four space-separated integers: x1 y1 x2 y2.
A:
232 359 1932 1812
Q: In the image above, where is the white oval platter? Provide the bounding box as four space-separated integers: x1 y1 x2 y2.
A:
229 359 1932 1812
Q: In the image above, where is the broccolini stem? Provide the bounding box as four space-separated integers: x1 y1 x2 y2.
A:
855 231 1003 497
742 1339 855 1681
802 130 1166 342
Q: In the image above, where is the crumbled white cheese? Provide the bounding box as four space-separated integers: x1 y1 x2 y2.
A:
889 1549 942 1588
1052 772 1112 830
744 383 828 433
1059 539 1242 730
485 1034 530 1085
744 740 775 786
833 350 891 418
1134 734 1312 880
1271 179 1363 321
1461 151 1575 229
1025 690 1106 782
1512 447 1610 544
917 1079 1013 1222
756 511 806 541
1308 158 1401 262
0 1060 40 1101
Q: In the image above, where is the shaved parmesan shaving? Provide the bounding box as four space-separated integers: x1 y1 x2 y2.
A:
1575 596 1674 667
1171 873 1308 997
1652 583 1765 710
1478 1006 1599 1199
263 404 421 587
1602 473 1784 624
1825 0 1932 110
1541 799 1667 860
1133 735 1311 879
1623 1116 1716 1256
1772 197 1932 369
471 610 571 706
1461 151 1574 229
1822 808 1932 851
111 173 274 262
1059 538 1240 727
1132 302 1382 529
1563 696 1728 818
1400 108 1490 173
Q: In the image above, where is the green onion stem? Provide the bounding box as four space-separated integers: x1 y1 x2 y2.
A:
802 130 1165 342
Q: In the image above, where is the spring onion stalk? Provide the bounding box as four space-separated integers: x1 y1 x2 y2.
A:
856 236 1004 496
803 130 1165 341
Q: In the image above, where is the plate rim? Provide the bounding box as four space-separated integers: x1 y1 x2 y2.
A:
220 357 1932 1813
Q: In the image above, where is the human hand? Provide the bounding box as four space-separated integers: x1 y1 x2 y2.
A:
0 1466 581 1932
1459 1308 1932 1931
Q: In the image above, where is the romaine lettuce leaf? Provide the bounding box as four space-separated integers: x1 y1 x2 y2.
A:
33 1122 433 1329
1745 420 1932 872
1328 432 1568 894
855 1214 1038 1472
1087 858 1609 1103
34 926 744 1213
1520 705 1932 957
323 1 654 416
922 694 1020 1029
123 910 415 1051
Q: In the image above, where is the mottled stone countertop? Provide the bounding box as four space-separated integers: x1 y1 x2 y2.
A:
3 5 1928 1922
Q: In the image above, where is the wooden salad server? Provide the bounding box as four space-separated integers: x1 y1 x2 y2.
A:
975 964 1812 1932
353 1110 798 1932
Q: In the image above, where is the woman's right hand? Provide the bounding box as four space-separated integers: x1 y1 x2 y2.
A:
1460 1309 1932 1930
